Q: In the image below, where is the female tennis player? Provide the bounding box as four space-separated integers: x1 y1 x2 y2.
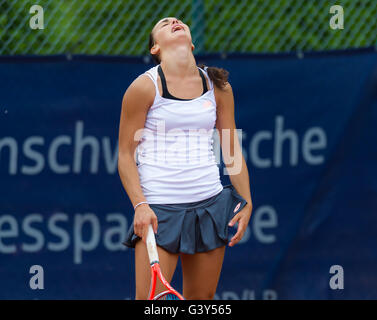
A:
118 17 253 300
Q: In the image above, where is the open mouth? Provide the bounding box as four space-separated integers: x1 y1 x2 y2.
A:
172 25 184 33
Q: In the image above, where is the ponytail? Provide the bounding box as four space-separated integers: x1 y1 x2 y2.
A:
197 63 229 90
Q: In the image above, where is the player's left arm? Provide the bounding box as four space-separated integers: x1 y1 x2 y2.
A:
215 81 253 247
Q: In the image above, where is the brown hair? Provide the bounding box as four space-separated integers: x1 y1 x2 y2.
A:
148 31 229 90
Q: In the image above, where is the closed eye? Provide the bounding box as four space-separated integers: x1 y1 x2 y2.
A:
161 19 184 28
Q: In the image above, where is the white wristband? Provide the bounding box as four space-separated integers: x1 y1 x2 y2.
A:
134 201 148 210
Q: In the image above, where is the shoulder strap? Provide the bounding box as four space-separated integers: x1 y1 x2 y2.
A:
144 65 160 97
157 65 170 98
198 66 213 90
198 68 208 93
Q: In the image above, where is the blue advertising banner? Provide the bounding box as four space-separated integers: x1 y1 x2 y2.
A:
1 49 376 299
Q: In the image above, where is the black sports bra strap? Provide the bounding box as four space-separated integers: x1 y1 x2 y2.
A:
157 65 169 97
157 65 208 101
199 68 208 92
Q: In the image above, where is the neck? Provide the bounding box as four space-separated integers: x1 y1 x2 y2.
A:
160 44 197 79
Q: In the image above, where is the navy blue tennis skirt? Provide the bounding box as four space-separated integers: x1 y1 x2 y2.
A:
123 184 248 254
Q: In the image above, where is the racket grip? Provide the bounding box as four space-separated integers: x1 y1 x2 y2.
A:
146 224 159 265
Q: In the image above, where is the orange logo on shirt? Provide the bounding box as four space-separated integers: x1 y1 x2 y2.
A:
203 100 212 108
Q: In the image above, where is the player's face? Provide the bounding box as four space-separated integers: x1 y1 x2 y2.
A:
151 17 193 53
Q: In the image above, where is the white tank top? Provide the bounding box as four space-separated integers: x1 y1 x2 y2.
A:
135 64 223 204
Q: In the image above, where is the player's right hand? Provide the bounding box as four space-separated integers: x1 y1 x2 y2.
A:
133 204 158 243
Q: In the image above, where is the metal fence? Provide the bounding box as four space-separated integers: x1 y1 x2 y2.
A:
1 0 376 56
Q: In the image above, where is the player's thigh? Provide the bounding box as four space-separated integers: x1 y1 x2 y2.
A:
134 240 179 300
180 245 226 300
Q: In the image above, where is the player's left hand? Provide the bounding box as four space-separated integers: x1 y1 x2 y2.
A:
228 204 252 247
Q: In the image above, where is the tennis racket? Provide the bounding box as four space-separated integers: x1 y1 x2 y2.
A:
146 224 185 300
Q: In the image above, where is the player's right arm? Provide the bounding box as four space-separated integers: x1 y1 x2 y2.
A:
118 74 158 241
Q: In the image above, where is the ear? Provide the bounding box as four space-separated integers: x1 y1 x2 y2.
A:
150 44 160 56
191 43 195 52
